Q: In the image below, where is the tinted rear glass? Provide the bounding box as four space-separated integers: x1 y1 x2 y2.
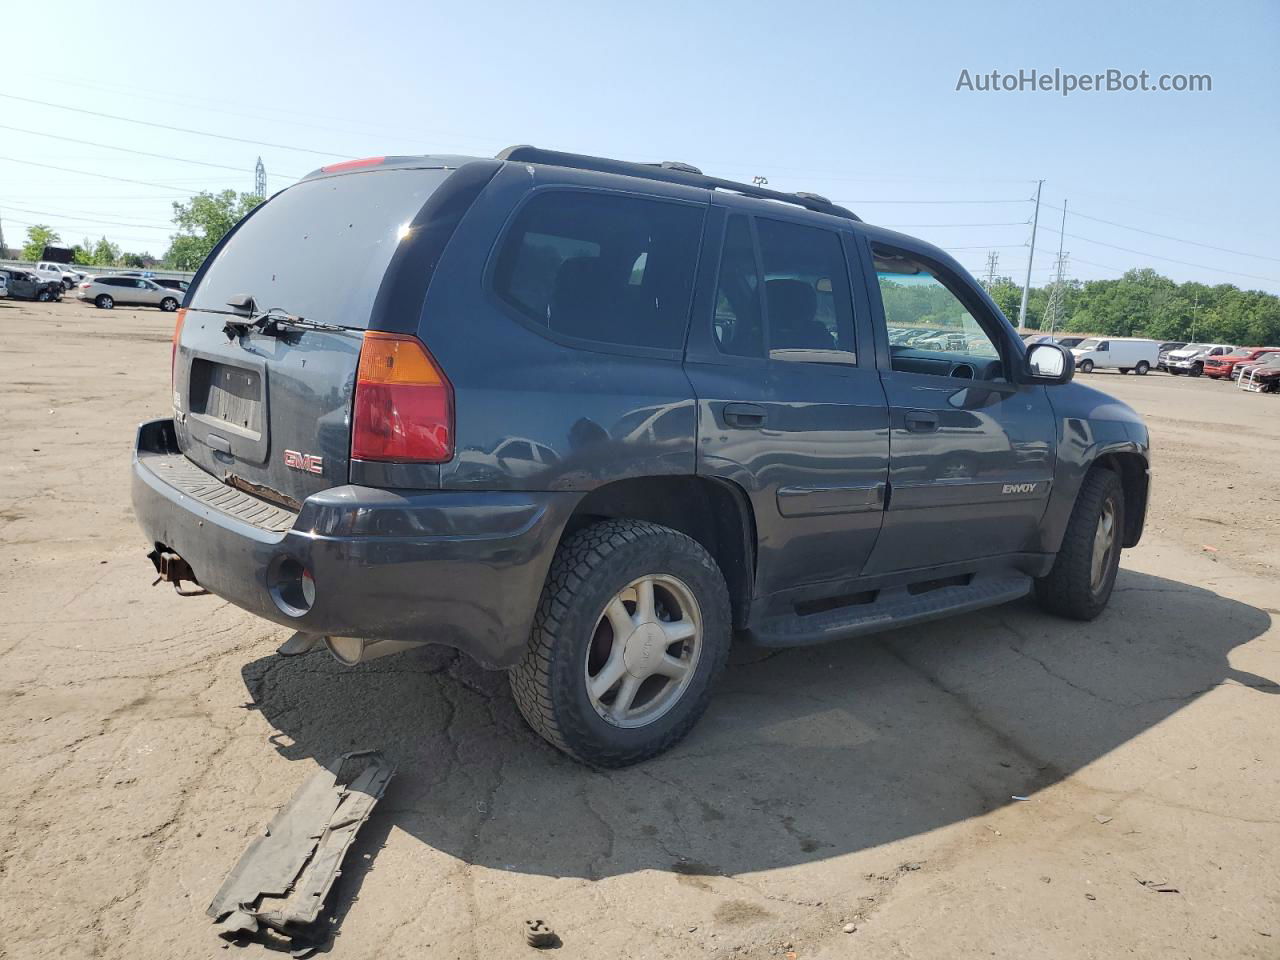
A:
190 167 452 329
492 190 704 351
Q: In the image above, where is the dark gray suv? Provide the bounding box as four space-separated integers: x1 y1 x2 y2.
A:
133 147 1150 766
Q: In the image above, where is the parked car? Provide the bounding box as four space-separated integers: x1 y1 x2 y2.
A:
76 276 182 311
1156 341 1187 370
916 331 968 351
1070 337 1159 374
0 272 8 298
33 261 83 290
132 147 1150 767
1202 347 1280 380
1164 343 1234 376
1054 336 1085 349
1238 352 1280 393
154 278 190 293
1 269 63 301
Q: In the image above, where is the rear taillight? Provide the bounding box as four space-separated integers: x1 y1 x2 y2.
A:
321 156 386 173
171 308 186 389
351 331 453 462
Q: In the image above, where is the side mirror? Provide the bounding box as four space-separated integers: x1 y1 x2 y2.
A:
1025 342 1074 385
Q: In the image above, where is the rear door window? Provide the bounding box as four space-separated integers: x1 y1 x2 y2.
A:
189 167 454 329
712 214 765 358
492 190 704 351
756 217 856 361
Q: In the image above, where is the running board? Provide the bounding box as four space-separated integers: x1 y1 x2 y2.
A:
747 573 1033 648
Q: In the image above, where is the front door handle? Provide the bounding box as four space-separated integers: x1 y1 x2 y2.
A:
723 402 767 428
904 410 939 433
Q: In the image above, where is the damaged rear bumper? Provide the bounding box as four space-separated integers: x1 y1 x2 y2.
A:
131 419 576 668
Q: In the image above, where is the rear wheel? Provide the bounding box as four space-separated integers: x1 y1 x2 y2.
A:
95 294 114 309
1035 467 1124 621
1079 359 1094 373
160 297 178 312
510 519 731 767
1135 361 1150 375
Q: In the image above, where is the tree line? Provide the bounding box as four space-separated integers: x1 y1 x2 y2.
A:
987 269 1280 346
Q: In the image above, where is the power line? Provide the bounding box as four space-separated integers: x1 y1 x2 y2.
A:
0 92 356 160
0 124 300 179
1038 224 1279 285
0 203 172 231
1042 202 1280 264
839 198 1031 205
0 156 208 193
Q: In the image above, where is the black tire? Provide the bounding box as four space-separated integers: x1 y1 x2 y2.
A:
160 297 178 312
509 519 731 767
36 289 51 302
1034 467 1124 621
1189 362 1203 377
1135 361 1150 375
1079 359 1094 373
95 294 114 309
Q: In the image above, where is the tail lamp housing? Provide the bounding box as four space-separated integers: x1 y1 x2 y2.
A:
351 331 453 463
171 308 186 389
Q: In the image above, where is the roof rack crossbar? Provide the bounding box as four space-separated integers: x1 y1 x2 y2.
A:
495 145 860 222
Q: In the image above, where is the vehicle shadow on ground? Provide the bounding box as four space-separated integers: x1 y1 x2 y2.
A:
240 567 1275 925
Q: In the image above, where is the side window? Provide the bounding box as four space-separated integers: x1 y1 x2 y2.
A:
493 190 704 351
1097 341 1110 352
712 214 765 358
872 244 1000 367
756 218 855 360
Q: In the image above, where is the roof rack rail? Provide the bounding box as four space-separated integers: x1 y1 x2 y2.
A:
495 145 860 222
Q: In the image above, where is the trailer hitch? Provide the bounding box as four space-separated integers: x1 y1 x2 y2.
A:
147 547 209 596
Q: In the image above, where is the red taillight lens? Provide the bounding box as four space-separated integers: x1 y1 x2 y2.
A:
351 332 453 462
321 156 386 174
171 308 186 389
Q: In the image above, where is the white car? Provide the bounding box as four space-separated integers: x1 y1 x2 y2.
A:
33 261 83 290
1164 343 1235 377
76 275 182 311
1071 337 1160 375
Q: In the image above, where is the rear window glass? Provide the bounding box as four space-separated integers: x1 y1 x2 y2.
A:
189 168 453 329
492 190 704 351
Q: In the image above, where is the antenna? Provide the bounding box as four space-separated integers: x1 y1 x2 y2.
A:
254 156 266 197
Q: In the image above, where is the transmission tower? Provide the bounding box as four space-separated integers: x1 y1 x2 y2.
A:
1043 251 1071 333
254 157 267 197
983 250 1000 290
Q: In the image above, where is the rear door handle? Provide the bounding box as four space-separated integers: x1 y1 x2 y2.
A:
904 411 939 433
722 402 767 428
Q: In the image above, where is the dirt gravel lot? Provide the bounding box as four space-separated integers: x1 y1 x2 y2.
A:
1 298 1277 960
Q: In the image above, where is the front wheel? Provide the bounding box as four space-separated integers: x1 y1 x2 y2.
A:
1079 359 1094 373
1035 467 1124 621
36 289 51 302
1189 363 1203 377
1135 361 1150 375
510 519 731 767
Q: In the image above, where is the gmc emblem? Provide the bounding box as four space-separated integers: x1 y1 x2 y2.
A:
283 450 324 475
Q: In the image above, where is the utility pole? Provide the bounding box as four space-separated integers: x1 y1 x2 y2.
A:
0 208 6 259
255 157 267 197
1019 179 1043 329
1044 199 1069 334
983 250 1000 290
1190 293 1200 341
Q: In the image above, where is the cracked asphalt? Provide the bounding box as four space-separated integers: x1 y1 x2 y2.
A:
1 299 1277 959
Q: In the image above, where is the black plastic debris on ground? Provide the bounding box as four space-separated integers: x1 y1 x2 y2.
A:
207 750 395 953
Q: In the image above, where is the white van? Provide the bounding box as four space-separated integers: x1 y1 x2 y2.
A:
1071 337 1160 375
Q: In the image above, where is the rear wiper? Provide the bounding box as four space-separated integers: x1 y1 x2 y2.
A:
209 295 348 340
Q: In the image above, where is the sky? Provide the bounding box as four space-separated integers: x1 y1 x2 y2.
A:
2 0 1277 292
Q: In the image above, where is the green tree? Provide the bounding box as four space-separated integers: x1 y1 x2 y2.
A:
90 236 121 267
165 190 262 270
20 225 61 261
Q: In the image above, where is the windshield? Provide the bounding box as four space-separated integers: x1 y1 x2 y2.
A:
190 167 453 329
1076 338 1100 349
1180 343 1209 352
1225 348 1252 357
